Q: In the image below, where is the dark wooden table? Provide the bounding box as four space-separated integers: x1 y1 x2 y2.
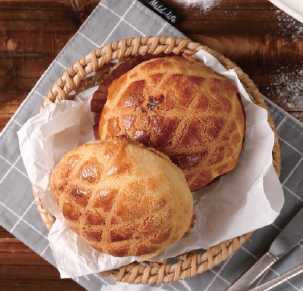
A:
0 0 302 290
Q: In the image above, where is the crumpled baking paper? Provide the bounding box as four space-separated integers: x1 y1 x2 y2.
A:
17 49 284 278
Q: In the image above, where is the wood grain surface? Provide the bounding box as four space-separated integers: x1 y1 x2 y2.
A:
0 0 302 290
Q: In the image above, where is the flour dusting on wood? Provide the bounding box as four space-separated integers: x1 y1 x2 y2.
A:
269 10 303 109
269 66 303 109
276 10 303 39
176 0 222 11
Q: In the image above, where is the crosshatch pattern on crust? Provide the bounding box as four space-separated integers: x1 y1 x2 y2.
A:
99 56 245 191
50 139 193 258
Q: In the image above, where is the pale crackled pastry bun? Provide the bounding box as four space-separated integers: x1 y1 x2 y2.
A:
50 138 193 258
99 56 245 191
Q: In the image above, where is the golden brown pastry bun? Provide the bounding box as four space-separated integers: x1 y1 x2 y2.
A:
50 139 193 258
99 56 245 191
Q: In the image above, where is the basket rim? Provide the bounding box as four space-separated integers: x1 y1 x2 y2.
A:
33 35 281 284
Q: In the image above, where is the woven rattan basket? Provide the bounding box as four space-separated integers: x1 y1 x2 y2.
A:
33 36 281 284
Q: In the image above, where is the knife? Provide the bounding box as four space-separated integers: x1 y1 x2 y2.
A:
249 261 303 291
227 208 303 291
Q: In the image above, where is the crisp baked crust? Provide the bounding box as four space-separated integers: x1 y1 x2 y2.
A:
50 139 193 258
99 56 245 191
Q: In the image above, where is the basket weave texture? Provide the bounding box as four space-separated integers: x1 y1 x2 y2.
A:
33 36 281 284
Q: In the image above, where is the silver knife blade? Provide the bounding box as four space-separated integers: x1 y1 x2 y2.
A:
270 209 303 257
227 207 303 291
249 261 303 291
226 252 278 291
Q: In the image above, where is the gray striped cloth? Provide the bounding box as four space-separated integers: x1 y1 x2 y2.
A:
0 0 303 290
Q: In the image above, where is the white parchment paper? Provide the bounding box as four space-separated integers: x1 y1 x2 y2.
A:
17 49 284 278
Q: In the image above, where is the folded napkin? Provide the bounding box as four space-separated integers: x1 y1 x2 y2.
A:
0 0 303 290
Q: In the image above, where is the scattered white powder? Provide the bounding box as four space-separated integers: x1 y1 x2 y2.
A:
268 66 303 109
269 10 303 110
176 0 222 11
276 9 303 39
